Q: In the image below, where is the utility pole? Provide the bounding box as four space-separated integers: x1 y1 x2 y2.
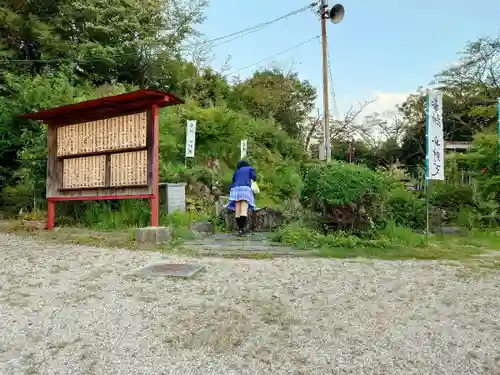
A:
320 0 330 162
319 2 344 163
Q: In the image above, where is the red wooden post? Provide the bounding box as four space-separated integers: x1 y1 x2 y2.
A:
47 200 55 230
150 104 160 227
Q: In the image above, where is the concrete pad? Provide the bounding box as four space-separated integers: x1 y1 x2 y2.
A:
127 262 205 278
134 226 171 244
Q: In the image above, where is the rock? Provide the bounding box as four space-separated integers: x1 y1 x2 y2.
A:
281 198 303 218
220 207 284 232
434 226 464 235
215 196 229 216
134 226 172 244
189 221 214 236
188 182 214 201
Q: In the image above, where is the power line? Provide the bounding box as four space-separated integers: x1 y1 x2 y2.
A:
0 3 318 65
208 3 318 48
0 36 320 81
224 36 320 77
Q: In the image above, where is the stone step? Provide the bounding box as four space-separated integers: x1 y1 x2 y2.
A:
203 233 276 241
194 249 318 258
184 239 282 247
182 242 292 252
179 238 318 258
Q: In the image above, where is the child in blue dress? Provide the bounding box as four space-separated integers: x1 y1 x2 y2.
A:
227 160 257 236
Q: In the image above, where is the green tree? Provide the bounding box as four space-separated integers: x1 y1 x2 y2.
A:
230 68 317 137
0 0 206 192
0 0 207 84
399 36 500 170
0 71 86 188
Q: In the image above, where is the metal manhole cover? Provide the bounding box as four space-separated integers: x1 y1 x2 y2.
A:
130 262 205 278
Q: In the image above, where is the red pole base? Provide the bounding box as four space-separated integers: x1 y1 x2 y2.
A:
150 196 159 227
47 200 55 230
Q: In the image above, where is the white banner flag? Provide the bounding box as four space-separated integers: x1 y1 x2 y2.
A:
426 91 444 180
240 139 247 159
185 120 196 158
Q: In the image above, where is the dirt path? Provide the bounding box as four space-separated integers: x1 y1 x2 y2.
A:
1 232 499 375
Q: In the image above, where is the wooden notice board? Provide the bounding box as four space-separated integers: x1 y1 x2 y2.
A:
22 89 184 229
48 110 152 199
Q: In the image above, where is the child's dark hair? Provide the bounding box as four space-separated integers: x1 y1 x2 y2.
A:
236 160 250 169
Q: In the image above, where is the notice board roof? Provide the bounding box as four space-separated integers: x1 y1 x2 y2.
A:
22 89 184 125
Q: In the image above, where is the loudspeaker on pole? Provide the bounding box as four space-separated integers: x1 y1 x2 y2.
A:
329 4 345 24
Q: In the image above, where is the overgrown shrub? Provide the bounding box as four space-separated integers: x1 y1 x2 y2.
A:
275 222 390 249
386 187 426 229
274 220 427 255
158 101 307 206
0 183 37 215
301 161 387 233
430 183 475 210
55 200 151 229
455 207 478 229
265 162 303 201
429 183 478 224
453 133 500 209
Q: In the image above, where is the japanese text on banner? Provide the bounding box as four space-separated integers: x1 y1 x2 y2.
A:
240 139 247 159
185 120 196 158
427 91 444 180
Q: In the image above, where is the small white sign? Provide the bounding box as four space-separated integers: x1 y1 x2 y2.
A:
426 91 444 180
240 139 248 159
185 120 196 158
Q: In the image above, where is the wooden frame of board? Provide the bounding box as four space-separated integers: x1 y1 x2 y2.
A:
22 89 184 229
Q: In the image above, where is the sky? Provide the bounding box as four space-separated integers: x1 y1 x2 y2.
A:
196 0 500 120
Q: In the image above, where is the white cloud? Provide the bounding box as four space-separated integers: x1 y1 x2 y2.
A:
314 89 416 123
361 90 411 119
345 90 414 143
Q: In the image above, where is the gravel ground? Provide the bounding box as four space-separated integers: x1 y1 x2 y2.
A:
1 233 500 375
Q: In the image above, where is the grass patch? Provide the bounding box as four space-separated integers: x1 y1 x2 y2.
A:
316 243 482 260
0 219 139 248
3 216 500 262
0 219 173 251
274 221 500 260
0 210 202 250
0 219 209 257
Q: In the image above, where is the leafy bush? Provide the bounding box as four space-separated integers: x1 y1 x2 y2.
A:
265 162 303 201
274 221 429 258
301 161 387 232
429 183 478 224
20 208 46 221
275 222 390 249
157 100 307 206
274 222 322 249
430 183 475 210
453 133 500 208
0 183 36 215
385 182 478 229
455 207 478 229
380 221 427 248
387 187 426 229
54 200 151 229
